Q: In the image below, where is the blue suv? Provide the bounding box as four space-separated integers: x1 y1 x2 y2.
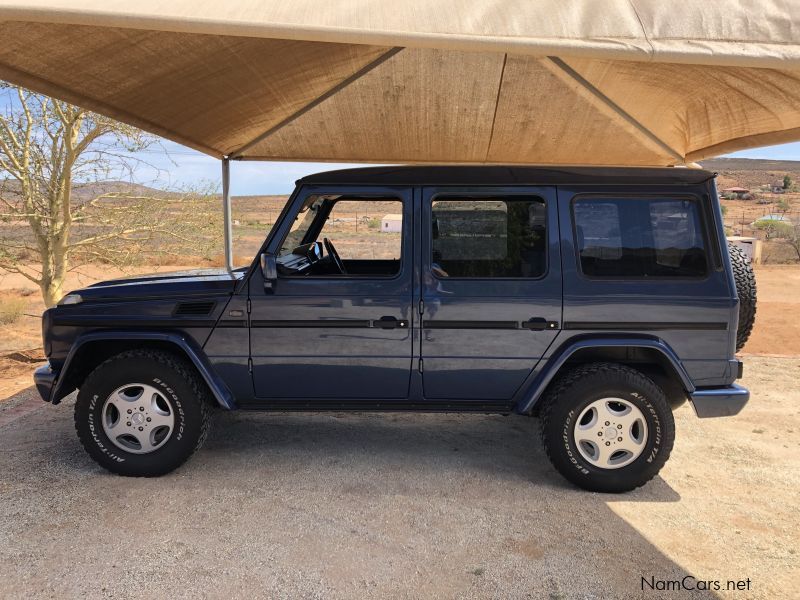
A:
35 166 755 492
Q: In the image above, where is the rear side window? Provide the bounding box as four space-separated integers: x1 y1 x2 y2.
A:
431 197 546 278
573 197 708 278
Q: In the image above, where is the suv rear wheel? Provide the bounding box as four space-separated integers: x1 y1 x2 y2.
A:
728 241 757 351
539 363 675 493
74 350 212 476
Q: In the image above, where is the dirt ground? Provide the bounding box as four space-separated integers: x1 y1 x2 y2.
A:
0 264 197 400
0 356 796 599
739 265 800 355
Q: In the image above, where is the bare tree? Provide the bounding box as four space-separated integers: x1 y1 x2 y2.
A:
777 222 800 261
0 84 221 306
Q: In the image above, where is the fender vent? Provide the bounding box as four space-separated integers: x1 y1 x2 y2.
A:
174 301 215 316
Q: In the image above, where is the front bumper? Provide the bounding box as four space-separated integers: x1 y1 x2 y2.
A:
34 362 57 403
689 384 750 418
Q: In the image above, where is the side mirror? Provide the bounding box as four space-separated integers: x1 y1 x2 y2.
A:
260 252 277 292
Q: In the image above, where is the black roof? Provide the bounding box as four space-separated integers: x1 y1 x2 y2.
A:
298 165 715 187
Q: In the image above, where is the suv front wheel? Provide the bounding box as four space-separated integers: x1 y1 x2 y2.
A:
539 363 675 493
74 349 212 476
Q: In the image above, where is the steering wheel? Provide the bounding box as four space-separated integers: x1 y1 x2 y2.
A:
323 237 347 275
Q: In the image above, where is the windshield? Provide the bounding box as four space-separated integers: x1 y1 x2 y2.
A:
280 195 327 256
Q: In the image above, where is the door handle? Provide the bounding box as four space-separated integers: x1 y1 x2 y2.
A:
522 318 559 331
372 316 409 329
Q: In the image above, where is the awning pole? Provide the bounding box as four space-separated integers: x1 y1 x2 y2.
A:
221 156 234 274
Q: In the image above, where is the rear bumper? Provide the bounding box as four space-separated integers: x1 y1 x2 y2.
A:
33 362 57 403
689 384 749 418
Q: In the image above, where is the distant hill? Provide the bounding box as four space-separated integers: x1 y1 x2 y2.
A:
699 158 800 191
699 157 800 172
0 179 175 206
71 181 177 202
4 157 800 203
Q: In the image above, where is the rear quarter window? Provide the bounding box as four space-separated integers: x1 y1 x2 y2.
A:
573 197 708 278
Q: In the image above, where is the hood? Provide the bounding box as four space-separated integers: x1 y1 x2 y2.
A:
69 268 246 302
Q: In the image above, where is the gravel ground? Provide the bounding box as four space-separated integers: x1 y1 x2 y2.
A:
0 356 797 599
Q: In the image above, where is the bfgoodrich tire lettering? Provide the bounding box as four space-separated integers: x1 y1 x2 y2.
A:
540 363 675 493
75 350 212 476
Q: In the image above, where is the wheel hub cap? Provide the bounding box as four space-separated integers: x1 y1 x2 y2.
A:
101 383 175 455
573 397 648 470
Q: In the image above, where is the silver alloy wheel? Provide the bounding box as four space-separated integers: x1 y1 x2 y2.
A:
573 397 648 469
101 383 175 454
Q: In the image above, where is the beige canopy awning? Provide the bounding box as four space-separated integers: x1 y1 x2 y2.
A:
0 1 799 166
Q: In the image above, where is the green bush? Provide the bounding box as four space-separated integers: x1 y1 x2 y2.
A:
754 219 792 239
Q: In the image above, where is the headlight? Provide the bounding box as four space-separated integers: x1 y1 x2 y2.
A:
58 293 83 305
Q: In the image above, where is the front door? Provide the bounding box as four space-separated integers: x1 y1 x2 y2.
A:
420 187 562 401
249 186 414 401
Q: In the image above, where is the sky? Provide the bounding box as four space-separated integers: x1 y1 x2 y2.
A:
129 140 382 196
725 142 800 162
135 140 800 197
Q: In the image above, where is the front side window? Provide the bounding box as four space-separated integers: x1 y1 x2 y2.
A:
277 195 403 277
318 200 402 261
431 197 546 278
573 197 708 278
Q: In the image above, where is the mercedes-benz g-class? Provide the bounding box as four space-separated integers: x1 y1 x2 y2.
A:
35 166 755 492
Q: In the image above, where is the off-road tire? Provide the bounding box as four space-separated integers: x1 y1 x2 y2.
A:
74 350 212 476
539 363 675 493
728 242 757 351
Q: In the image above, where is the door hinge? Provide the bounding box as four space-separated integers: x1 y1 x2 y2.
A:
418 299 425 315
247 357 253 373
418 357 424 373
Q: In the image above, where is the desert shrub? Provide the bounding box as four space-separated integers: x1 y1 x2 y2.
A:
0 297 27 325
754 219 793 239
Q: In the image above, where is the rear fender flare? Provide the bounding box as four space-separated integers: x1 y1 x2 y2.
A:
515 336 694 415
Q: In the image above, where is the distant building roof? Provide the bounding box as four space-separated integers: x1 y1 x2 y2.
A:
382 214 403 220
722 187 749 193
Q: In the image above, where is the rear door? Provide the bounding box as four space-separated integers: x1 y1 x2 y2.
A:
419 187 562 401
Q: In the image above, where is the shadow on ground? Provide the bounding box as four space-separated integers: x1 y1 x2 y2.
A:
0 388 714 599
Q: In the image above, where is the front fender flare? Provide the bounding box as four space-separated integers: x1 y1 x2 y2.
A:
50 330 236 409
514 337 694 415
